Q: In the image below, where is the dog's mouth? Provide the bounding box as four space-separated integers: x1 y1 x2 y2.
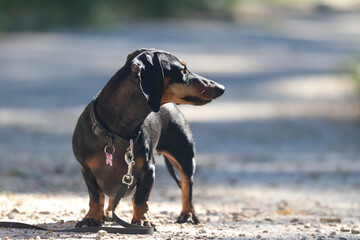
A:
181 96 212 105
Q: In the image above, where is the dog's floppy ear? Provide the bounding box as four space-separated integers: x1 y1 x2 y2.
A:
127 48 156 62
131 52 164 112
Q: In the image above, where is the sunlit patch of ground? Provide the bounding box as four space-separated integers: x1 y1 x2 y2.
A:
1 9 360 240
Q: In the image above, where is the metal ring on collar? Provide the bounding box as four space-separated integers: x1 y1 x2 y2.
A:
104 144 115 154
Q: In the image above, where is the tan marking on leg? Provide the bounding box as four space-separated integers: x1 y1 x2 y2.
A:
160 151 195 214
105 197 115 221
160 151 182 171
84 190 105 223
107 197 114 212
179 172 195 213
131 197 152 225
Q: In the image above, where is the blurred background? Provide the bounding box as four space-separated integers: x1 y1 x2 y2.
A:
0 0 360 237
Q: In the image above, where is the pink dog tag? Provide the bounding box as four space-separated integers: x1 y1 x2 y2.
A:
104 144 115 167
106 153 113 166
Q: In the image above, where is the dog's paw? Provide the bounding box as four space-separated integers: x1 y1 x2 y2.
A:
176 212 200 225
75 217 104 228
131 219 156 228
104 210 114 222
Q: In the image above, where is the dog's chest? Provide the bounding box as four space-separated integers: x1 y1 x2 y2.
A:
86 153 143 197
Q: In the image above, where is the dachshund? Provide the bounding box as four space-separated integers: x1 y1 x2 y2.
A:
72 48 225 228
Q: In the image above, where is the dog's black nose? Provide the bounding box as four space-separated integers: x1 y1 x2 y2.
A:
215 83 225 97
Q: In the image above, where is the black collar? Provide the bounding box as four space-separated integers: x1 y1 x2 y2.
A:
89 95 141 146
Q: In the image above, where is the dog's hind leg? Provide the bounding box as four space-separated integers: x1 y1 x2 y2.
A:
164 156 181 188
161 151 199 224
157 120 200 224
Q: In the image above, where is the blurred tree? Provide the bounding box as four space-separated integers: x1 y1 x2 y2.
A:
0 0 238 31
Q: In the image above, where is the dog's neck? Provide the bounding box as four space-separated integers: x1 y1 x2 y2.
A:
94 70 152 138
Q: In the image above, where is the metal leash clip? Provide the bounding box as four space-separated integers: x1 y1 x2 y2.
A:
122 139 135 187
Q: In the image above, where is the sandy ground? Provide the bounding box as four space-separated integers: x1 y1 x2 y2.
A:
1 11 360 240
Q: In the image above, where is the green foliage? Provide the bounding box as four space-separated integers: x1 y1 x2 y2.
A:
350 57 360 90
0 0 238 31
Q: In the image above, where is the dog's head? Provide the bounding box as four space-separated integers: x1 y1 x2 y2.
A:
130 48 225 112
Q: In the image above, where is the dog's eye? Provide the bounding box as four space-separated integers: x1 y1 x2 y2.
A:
181 69 188 81
181 67 189 76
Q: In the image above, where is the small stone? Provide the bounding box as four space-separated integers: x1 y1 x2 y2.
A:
35 236 41 240
339 237 347 240
330 231 336 236
198 229 206 234
317 236 325 240
39 211 50 215
262 230 268 233
301 237 306 240
256 235 261 239
320 218 341 223
239 233 245 237
351 229 360 234
276 208 293 215
97 230 107 237
94 236 102 240
340 227 350 232
11 208 20 213
304 223 311 228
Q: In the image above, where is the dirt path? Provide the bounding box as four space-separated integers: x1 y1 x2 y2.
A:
1 11 360 240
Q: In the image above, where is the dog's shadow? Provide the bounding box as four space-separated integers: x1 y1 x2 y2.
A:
33 220 131 235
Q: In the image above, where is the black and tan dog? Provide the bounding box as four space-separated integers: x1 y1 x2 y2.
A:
72 48 225 228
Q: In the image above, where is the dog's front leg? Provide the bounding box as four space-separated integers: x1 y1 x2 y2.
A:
76 168 105 228
131 164 155 227
104 197 115 221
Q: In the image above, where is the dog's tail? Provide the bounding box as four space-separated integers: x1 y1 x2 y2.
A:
164 157 181 189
